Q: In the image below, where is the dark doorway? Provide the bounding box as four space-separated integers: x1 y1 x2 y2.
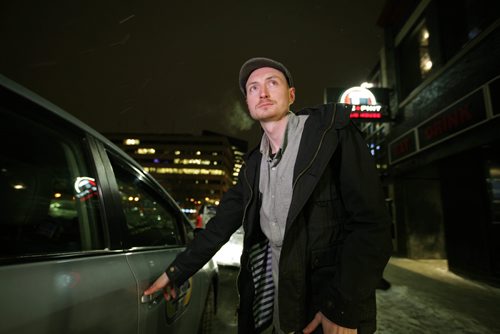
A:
439 147 499 284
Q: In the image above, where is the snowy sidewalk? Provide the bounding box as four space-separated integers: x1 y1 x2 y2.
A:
377 258 500 333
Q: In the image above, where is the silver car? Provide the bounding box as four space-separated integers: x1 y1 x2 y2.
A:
0 75 218 334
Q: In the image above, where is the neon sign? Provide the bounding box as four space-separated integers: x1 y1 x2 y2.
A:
340 86 378 105
74 177 98 201
417 90 486 149
389 88 487 164
389 131 417 164
339 86 386 121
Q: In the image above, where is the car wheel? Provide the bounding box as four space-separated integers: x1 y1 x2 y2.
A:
198 284 214 334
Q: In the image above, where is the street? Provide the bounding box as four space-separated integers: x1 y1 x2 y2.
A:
213 259 500 333
213 267 239 333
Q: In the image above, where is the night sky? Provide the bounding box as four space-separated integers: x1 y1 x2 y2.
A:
1 0 387 147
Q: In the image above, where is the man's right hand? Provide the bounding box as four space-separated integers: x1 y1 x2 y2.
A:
143 272 177 301
303 311 357 334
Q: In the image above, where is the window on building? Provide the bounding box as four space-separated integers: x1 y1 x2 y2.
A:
437 0 500 63
398 19 436 98
418 24 433 78
487 162 500 224
490 77 500 116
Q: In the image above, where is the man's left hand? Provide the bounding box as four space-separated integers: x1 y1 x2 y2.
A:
302 311 357 334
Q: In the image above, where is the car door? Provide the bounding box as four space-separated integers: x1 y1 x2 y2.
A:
101 150 214 334
0 91 138 334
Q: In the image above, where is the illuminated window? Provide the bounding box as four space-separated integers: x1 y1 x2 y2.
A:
136 148 156 154
174 158 211 165
174 150 181 155
124 138 140 145
398 19 436 98
419 26 432 79
152 168 225 176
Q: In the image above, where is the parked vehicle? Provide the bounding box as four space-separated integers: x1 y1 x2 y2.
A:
0 75 218 334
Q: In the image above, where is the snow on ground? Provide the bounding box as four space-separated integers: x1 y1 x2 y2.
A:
376 258 500 334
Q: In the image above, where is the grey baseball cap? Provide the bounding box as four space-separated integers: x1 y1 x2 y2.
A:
239 57 294 96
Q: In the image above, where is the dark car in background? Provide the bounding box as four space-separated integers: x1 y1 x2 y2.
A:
0 75 218 334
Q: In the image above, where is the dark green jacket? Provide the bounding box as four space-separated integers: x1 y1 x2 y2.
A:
166 103 392 333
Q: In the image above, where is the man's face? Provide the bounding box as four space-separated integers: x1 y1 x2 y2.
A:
245 67 295 122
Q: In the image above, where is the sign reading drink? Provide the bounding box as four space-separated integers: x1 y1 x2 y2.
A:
417 90 486 149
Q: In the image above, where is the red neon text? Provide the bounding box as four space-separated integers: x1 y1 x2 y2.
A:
350 112 382 119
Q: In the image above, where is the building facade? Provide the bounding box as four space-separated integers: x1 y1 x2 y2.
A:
374 0 500 285
106 132 247 216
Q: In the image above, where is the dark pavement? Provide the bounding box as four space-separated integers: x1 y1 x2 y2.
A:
377 258 500 333
212 259 500 333
214 267 239 333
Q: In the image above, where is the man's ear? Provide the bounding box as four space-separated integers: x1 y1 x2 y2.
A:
289 87 296 105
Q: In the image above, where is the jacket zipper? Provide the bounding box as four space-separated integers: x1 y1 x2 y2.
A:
292 105 337 189
241 160 254 227
236 160 254 311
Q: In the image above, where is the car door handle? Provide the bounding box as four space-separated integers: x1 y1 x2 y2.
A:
141 280 190 305
141 292 162 305
141 294 153 304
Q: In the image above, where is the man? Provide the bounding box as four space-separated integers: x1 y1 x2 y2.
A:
144 57 392 334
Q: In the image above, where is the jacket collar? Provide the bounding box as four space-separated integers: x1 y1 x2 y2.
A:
292 103 338 181
286 103 349 231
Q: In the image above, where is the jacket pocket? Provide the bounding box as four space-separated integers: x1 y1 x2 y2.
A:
307 199 340 248
309 244 342 308
310 244 341 269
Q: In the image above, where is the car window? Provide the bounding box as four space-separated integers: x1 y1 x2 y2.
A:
0 107 103 259
183 218 195 243
108 155 181 248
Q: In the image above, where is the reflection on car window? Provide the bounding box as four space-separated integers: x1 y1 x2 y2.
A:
0 108 103 259
109 156 180 247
